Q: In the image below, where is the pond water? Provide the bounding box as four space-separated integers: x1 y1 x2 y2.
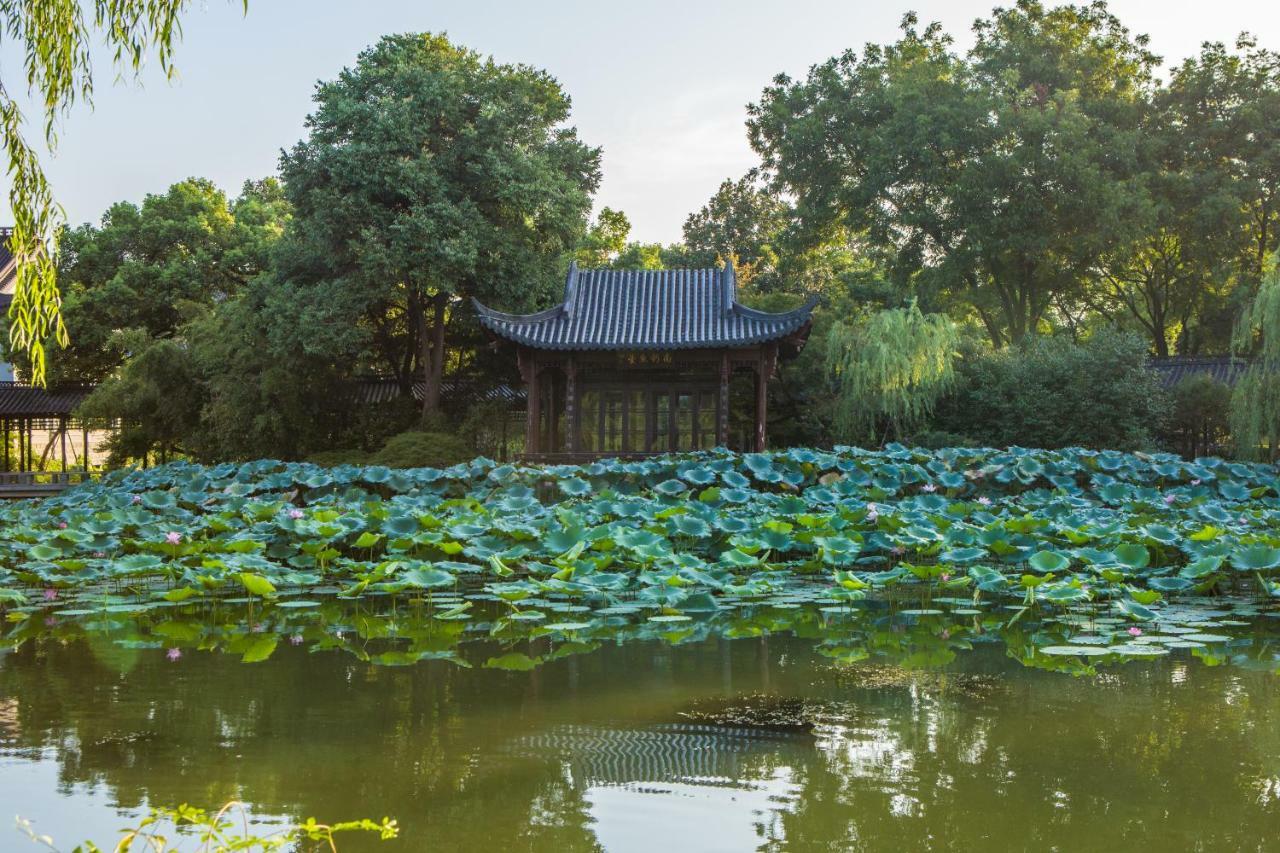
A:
3 601 1279 852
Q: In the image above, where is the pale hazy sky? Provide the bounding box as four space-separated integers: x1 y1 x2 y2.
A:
2 0 1277 243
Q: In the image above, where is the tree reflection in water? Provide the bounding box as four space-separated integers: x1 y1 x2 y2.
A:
2 631 1279 852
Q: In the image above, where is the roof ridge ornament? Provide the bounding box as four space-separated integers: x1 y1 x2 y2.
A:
720 261 736 317
562 260 579 318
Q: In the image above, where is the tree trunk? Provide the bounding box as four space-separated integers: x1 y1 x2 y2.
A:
421 293 446 419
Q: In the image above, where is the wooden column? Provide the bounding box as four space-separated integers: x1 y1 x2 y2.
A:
717 352 730 448
565 356 578 454
59 417 67 472
3 419 9 471
754 345 777 453
754 359 767 452
82 426 89 471
527 363 541 456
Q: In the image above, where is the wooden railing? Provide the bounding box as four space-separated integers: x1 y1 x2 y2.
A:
0 470 99 498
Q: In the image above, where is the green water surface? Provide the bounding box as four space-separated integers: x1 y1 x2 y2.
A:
3 619 1279 852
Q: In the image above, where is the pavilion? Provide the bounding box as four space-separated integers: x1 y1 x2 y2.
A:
474 263 816 460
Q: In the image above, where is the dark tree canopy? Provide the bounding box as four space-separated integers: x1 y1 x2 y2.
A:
273 32 602 413
748 2 1157 346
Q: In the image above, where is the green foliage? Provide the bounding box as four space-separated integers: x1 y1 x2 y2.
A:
1230 258 1280 460
19 800 396 852
935 329 1168 450
5 445 1280 675
273 32 601 415
1 0 241 385
747 5 1280 351
1162 375 1232 459
825 301 960 443
574 207 632 267
369 430 472 469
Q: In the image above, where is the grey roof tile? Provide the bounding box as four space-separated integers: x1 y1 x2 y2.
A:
473 264 816 351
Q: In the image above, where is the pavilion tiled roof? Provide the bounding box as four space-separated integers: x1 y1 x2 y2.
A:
1146 356 1250 388
473 263 817 351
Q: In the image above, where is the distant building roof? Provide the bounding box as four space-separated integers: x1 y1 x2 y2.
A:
0 382 93 418
1147 355 1250 388
350 377 523 407
473 263 817 352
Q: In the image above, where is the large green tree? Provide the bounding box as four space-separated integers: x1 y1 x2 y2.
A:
55 178 288 463
748 2 1155 346
274 33 601 415
20 178 288 385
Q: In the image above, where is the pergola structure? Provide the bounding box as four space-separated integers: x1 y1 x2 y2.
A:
475 264 816 460
0 382 98 472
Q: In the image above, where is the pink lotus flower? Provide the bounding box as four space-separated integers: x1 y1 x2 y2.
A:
921 483 937 493
92 551 105 558
166 648 182 661
58 521 67 529
288 508 305 520
865 502 879 522
1127 627 1142 637
940 573 952 582
1191 479 1201 486
1163 494 1176 506
131 494 143 505
940 629 951 640
165 531 183 545
42 588 58 601
289 634 304 645
977 496 993 507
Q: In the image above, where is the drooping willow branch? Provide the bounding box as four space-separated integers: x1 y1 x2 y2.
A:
0 0 246 384
824 299 961 445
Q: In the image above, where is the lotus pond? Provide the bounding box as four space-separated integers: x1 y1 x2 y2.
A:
4 446 1280 849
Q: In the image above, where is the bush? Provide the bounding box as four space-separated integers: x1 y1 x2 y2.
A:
1162 374 1232 458
305 448 371 467
369 430 473 469
933 329 1169 451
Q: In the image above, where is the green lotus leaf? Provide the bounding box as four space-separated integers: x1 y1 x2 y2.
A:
1231 544 1280 572
1028 551 1070 573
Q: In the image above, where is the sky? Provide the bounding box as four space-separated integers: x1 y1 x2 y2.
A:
2 0 1277 244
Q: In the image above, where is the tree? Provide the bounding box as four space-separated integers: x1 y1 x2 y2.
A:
1164 37 1280 288
574 207 631 267
824 301 960 444
59 178 289 461
1093 36 1280 356
16 178 288 385
681 174 788 286
1230 257 1280 460
748 3 1155 346
2 0 248 384
275 33 601 417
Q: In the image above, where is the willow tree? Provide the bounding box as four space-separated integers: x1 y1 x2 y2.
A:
824 301 960 444
1230 258 1280 460
2 0 246 384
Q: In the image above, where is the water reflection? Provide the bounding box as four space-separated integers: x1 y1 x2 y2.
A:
3 631 1279 851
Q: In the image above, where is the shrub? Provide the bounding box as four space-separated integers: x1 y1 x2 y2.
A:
1162 374 1232 459
369 430 473 469
305 448 371 467
933 329 1169 451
